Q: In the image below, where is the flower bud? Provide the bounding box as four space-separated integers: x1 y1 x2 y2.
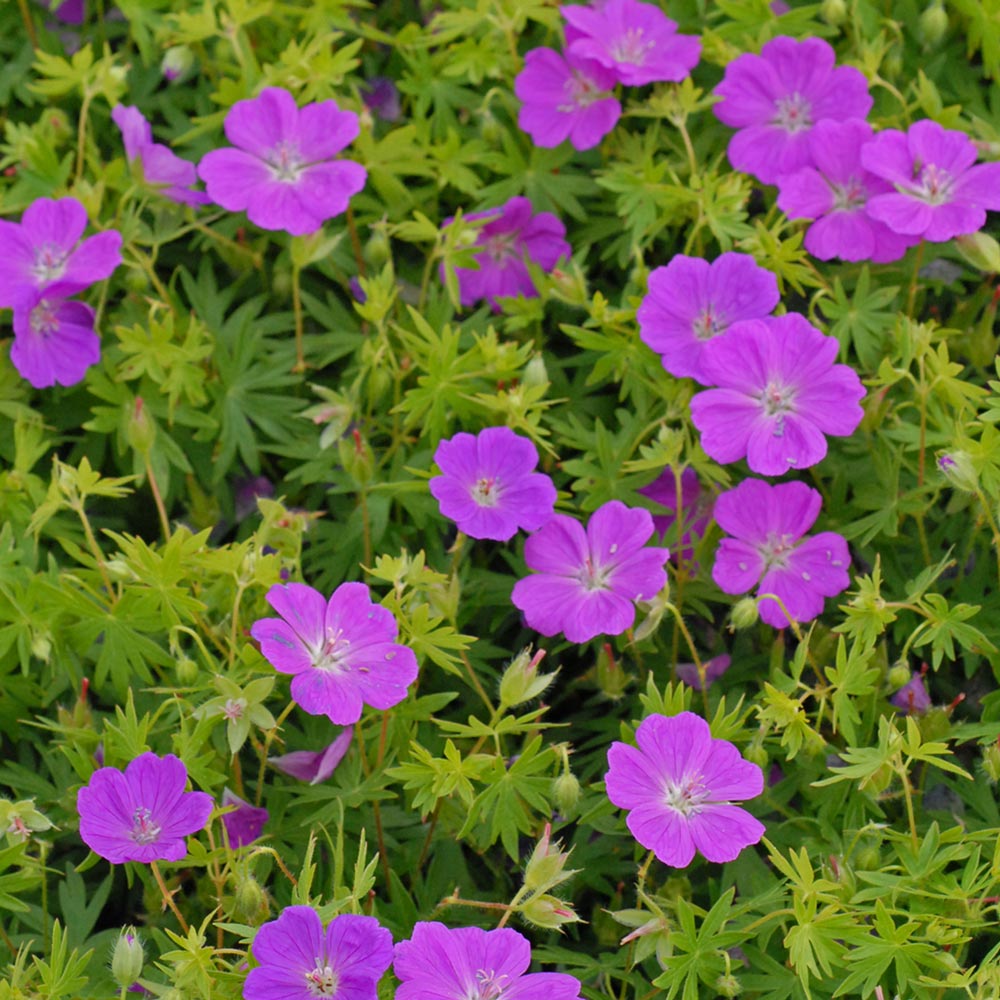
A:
743 742 768 769
853 837 881 871
231 874 269 923
364 229 391 268
519 893 580 929
523 824 578 893
955 232 1000 273
820 0 847 25
499 647 554 707
337 428 374 486
730 597 759 630
887 662 912 690
161 45 195 83
176 656 199 686
861 762 894 795
111 929 144 988
521 354 549 391
937 451 978 492
714 973 743 998
127 396 156 457
552 772 581 816
596 643 628 700
982 740 1000 783
919 3 948 46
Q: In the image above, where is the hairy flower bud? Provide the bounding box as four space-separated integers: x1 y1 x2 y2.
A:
887 662 912 690
918 2 948 46
519 893 580 929
523 824 578 893
714 973 743 998
937 451 978 492
552 771 581 816
231 874 269 923
820 0 847 25
499 647 554 707
161 45 195 83
730 597 759 630
982 740 1000 783
111 929 144 988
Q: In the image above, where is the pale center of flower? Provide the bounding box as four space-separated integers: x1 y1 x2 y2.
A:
29 299 60 338
471 475 501 507
663 774 709 816
130 807 162 845
316 626 351 672
577 554 613 592
772 92 812 134
609 27 653 66
691 306 727 341
831 176 868 211
481 232 517 263
559 71 605 112
267 140 305 183
759 380 796 437
471 969 509 1000
32 244 68 284
222 698 244 722
304 958 338 998
911 162 954 205
760 531 796 570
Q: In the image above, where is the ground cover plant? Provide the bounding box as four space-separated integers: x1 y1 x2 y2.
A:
3 0 1000 998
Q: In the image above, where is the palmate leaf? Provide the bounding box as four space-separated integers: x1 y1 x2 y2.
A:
819 267 900 369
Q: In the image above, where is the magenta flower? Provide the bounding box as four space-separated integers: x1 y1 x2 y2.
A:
605 711 764 867
713 36 873 184
429 426 556 541
76 753 213 864
562 0 701 87
448 197 570 310
689 314 866 475
890 671 932 715
394 923 582 1000
220 788 268 849
245 906 393 1000
40 0 84 23
198 87 367 236
515 47 621 151
637 253 779 382
676 654 731 691
112 105 210 207
860 119 1000 243
269 729 353 783
711 478 850 628
638 467 713 560
250 582 418 725
776 119 917 263
11 292 100 388
0 197 121 308
511 501 669 644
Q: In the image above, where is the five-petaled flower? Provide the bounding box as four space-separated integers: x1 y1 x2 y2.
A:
250 581 418 725
689 314 866 475
394 922 583 1000
244 906 393 1000
605 711 765 867
76 752 213 864
713 36 872 184
511 500 669 644
198 86 367 236
711 478 850 628
429 426 557 541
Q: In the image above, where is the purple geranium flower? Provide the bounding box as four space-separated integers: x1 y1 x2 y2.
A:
269 729 353 783
689 314 866 475
605 711 764 867
220 788 268 848
245 906 393 1000
428 426 556 541
777 119 917 263
511 500 669 644
515 47 621 151
638 467 714 560
394 922 582 1000
0 197 121 308
637 252 780 382
10 291 100 388
40 0 84 23
562 0 701 87
890 670 932 715
361 77 402 122
76 752 213 864
860 118 1000 243
198 87 367 236
711 478 850 628
112 105 210 207
250 582 418 725
676 653 731 691
448 197 570 310
713 36 873 184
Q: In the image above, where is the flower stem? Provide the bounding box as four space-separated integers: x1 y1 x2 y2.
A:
254 700 297 807
347 204 366 278
16 0 37 47
897 757 920 851
907 241 925 316
75 90 93 182
144 455 170 541
292 262 306 373
150 861 189 933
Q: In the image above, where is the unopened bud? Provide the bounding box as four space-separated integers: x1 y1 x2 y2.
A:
231 874 269 923
887 662 912 690
127 397 156 456
499 647 554 707
30 629 52 663
982 740 1000 783
552 772 581 816
111 928 144 988
338 428 374 486
176 656 199 686
743 743 768 769
596 643 628 700
161 45 195 83
820 0 847 25
955 232 1000 273
937 451 978 492
918 2 948 46
714 973 743 998
730 597 759 630
861 762 893 795
523 823 578 893
364 229 391 268
519 893 580 929
521 354 549 390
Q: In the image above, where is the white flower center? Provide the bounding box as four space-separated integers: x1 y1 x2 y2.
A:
222 698 244 721
29 300 60 338
663 774 708 816
305 959 338 998
692 306 726 341
773 92 812 134
609 27 653 66
481 232 516 263
760 531 796 570
759 380 796 438
32 244 68 284
130 807 162 845
268 140 305 183
559 71 605 112
471 970 508 1000
831 176 868 212
471 475 501 507
911 162 953 205
316 626 351 671
577 555 613 592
